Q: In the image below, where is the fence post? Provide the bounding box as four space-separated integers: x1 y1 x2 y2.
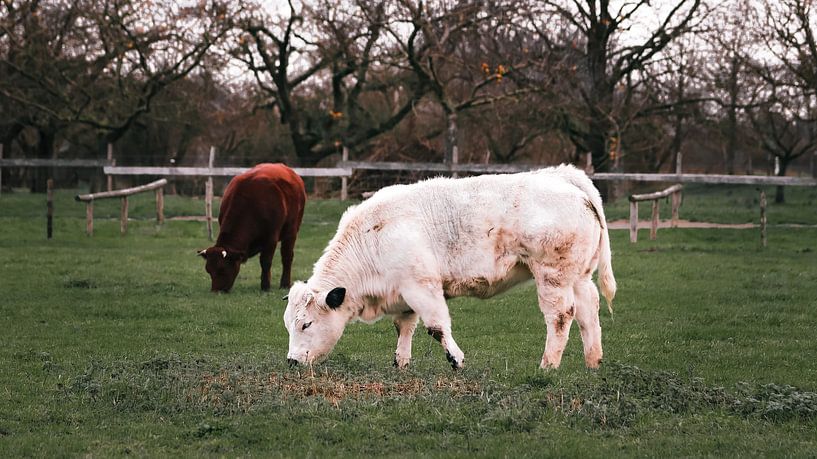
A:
650 199 659 240
107 143 114 192
629 200 638 243
86 200 94 236
675 150 683 175
671 189 681 228
759 188 767 248
0 143 4 196
120 196 128 235
47 179 54 239
341 146 349 201
205 146 215 241
156 187 164 225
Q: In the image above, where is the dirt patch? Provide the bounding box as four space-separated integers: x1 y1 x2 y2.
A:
193 370 482 407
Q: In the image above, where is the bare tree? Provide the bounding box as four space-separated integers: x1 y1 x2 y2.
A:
535 0 702 195
628 36 706 173
747 73 817 203
389 0 548 165
235 0 428 166
0 0 234 189
698 0 764 174
741 0 817 202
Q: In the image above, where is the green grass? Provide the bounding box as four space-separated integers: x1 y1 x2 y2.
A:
1 187 817 457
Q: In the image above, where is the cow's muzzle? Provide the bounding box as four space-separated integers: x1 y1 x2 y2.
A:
287 358 299 368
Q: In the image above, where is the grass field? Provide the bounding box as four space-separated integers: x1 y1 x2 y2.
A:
1 185 817 457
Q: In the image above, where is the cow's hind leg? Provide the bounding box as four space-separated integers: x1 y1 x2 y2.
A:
393 311 418 369
400 283 464 369
279 230 296 288
532 264 576 369
260 243 277 291
573 277 603 368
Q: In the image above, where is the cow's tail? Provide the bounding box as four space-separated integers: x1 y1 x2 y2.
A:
548 165 617 313
596 216 616 314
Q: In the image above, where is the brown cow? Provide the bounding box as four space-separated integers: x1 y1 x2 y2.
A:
199 163 306 292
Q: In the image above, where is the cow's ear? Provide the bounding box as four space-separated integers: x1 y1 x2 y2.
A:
325 287 346 309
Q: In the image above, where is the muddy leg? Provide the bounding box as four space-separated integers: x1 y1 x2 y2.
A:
532 265 575 369
573 278 603 368
393 311 418 369
400 283 464 369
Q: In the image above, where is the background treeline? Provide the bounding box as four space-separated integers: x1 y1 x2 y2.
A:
2 0 817 195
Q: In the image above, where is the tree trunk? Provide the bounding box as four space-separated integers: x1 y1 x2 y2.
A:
30 129 55 193
775 159 788 204
444 111 458 165
588 117 611 201
725 55 741 175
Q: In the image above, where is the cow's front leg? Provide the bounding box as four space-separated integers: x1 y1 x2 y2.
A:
259 245 276 291
393 311 418 369
400 284 464 369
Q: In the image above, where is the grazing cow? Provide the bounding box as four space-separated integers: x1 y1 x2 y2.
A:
283 164 616 370
199 163 306 292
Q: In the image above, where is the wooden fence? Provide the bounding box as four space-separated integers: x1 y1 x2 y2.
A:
103 162 353 239
75 179 167 236
338 160 817 186
629 184 684 243
5 153 815 241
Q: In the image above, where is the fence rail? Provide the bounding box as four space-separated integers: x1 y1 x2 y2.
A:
0 158 109 167
629 184 684 243
103 166 352 177
74 178 167 236
339 161 817 186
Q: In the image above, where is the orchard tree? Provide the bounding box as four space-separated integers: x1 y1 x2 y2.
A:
235 0 428 166
537 0 702 195
0 0 234 189
391 0 549 165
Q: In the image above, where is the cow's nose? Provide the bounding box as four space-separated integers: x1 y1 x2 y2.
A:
287 358 299 368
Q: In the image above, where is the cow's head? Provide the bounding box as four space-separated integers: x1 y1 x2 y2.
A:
198 247 246 292
283 281 350 365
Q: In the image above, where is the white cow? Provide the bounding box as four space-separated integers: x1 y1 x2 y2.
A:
283 164 616 370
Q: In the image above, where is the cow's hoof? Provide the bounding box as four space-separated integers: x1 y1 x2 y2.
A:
445 351 463 370
393 354 411 369
584 358 602 369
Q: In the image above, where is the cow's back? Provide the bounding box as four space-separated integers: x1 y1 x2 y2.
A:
317 168 600 294
217 164 306 250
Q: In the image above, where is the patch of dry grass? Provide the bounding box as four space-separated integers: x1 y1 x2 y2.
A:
193 368 483 408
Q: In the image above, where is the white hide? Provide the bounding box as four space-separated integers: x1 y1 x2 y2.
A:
284 164 617 369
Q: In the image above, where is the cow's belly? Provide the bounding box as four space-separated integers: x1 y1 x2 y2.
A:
442 262 532 299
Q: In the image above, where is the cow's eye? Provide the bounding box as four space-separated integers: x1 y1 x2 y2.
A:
301 321 313 331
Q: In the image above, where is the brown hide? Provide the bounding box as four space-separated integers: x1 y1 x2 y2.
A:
201 163 306 292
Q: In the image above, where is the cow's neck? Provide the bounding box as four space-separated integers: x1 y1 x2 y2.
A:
215 231 250 252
